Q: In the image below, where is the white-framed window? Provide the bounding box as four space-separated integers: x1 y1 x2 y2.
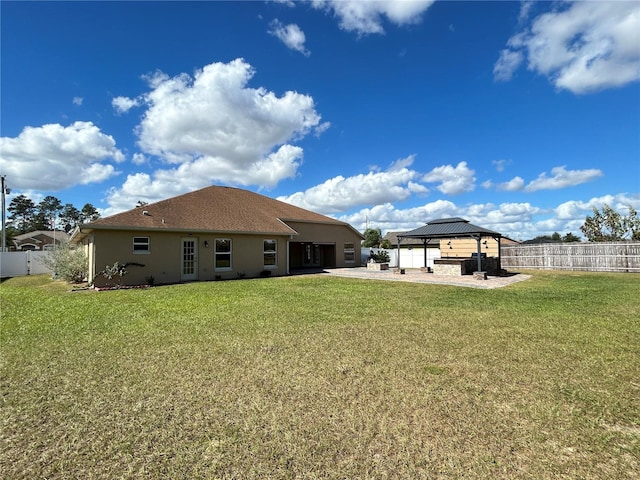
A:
215 238 232 270
133 236 150 254
263 239 277 268
344 242 355 263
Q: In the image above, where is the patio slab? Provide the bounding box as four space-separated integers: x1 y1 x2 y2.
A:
319 267 531 289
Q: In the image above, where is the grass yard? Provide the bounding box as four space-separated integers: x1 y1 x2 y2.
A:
1 271 639 479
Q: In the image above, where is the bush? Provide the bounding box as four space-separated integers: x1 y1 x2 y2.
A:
96 261 145 288
38 241 88 283
369 250 390 263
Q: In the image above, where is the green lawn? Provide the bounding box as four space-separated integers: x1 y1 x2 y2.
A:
1 272 638 479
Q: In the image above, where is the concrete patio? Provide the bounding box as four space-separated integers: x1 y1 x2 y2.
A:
318 267 531 289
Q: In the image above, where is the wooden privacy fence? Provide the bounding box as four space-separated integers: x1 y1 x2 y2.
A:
501 242 640 273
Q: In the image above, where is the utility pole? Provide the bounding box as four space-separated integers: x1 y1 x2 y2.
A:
1 175 8 252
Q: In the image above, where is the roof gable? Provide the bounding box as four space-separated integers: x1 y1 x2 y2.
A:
83 186 357 235
14 230 70 242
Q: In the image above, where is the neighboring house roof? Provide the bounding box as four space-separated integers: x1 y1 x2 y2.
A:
399 217 502 240
73 186 363 239
13 230 70 245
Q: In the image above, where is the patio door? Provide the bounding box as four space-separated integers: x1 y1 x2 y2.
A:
181 238 198 281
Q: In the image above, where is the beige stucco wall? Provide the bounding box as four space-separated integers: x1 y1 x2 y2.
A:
89 229 290 287
86 221 362 287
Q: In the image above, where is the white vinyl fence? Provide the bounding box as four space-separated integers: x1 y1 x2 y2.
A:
501 242 640 273
362 247 441 269
0 251 52 278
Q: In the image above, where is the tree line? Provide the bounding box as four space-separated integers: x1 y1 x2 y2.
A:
7 194 100 234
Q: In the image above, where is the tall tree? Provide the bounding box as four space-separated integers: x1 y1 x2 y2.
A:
362 227 383 248
7 195 36 234
34 195 64 230
60 204 82 232
580 204 640 241
80 203 100 223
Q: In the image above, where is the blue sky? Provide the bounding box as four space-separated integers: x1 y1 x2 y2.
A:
1 0 639 240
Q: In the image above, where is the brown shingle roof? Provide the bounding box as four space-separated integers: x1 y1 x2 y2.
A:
84 186 356 235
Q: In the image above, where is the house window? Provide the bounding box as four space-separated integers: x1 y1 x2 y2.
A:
264 239 277 268
344 242 355 263
215 239 232 270
133 237 150 254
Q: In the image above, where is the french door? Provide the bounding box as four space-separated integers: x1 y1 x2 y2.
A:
181 238 198 281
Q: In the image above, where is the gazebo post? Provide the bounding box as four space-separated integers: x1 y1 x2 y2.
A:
423 239 427 269
475 236 482 272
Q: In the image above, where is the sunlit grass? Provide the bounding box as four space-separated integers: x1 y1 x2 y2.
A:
1 271 638 478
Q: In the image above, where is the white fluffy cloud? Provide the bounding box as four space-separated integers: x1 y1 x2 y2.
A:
495 1 640 93
278 155 426 214
104 144 305 215
105 59 325 211
269 20 310 56
0 121 123 190
311 0 435 35
337 199 458 233
136 59 322 169
421 161 475 195
112 96 142 114
524 166 603 192
497 176 525 192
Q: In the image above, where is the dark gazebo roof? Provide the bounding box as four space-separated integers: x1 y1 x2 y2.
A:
398 217 502 240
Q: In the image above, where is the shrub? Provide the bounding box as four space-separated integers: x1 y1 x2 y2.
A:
369 250 390 263
38 241 88 283
95 261 145 288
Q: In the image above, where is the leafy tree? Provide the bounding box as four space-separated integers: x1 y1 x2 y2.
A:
60 204 82 232
3 225 19 250
7 195 99 233
562 232 581 243
7 194 36 234
380 238 392 249
80 203 100 223
37 195 63 226
550 232 561 242
362 227 382 248
580 204 640 241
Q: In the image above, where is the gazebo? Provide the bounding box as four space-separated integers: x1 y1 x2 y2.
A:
397 217 503 275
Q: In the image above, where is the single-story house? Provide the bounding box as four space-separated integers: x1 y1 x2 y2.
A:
12 230 71 251
71 186 364 287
